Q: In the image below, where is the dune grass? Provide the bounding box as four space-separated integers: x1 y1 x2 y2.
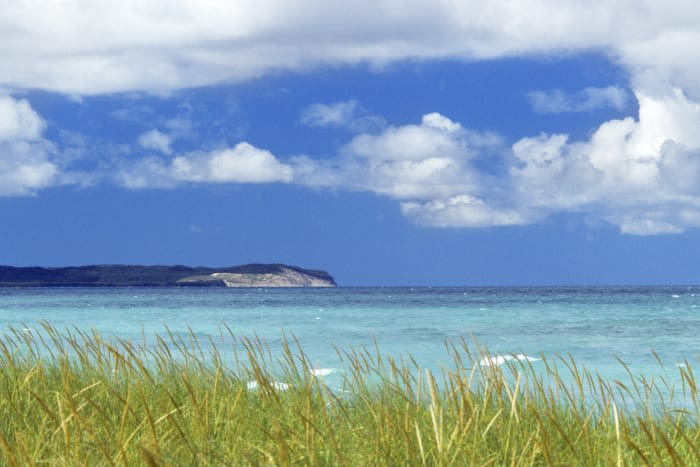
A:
0 324 697 465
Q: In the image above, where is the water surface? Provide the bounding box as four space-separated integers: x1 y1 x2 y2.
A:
1 286 698 385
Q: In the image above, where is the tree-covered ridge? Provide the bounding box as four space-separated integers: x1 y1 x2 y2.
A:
0 264 336 287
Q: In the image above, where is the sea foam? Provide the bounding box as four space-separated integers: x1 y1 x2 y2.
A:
246 381 290 391
478 354 540 367
310 368 340 377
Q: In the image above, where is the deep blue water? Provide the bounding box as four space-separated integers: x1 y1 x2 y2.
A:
0 286 698 389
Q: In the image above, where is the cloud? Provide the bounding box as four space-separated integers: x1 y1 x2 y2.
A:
509 88 700 234
117 142 293 189
332 113 502 200
296 111 535 229
138 129 173 154
301 100 357 127
294 92 700 234
300 100 384 132
395 89 700 234
0 95 45 141
0 1 698 100
164 118 194 139
296 112 504 205
0 95 62 196
401 196 534 228
7 88 700 235
344 113 499 162
528 86 628 113
0 140 60 196
136 119 195 157
4 2 700 235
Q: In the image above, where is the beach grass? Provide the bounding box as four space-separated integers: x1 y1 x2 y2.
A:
0 324 698 465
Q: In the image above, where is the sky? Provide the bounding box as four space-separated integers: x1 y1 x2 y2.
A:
2 1 700 286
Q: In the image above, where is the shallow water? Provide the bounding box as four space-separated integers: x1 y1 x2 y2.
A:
1 286 698 388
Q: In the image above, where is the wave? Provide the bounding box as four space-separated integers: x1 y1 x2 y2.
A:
478 354 540 367
310 368 341 377
245 369 340 391
246 381 290 391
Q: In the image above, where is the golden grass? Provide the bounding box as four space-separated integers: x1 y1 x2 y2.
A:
0 324 697 465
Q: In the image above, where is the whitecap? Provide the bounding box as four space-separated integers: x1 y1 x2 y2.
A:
246 380 290 391
310 368 340 377
672 294 680 298
479 354 539 367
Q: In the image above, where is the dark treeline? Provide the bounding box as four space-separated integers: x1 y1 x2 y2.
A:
0 264 335 287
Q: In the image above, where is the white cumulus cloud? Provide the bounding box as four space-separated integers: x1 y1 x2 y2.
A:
296 92 700 234
0 95 45 142
509 88 700 234
0 140 59 196
296 112 503 204
401 196 533 228
296 111 533 229
0 95 62 196
117 142 293 189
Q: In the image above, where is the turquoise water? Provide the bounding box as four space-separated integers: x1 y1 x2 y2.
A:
1 286 698 387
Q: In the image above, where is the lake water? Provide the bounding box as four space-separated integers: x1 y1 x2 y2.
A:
1 286 698 391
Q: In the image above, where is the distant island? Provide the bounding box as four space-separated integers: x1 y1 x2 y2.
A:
0 264 336 288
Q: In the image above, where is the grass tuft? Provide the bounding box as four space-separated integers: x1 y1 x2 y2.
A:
0 325 697 465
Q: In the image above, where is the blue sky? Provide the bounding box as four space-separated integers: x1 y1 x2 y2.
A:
2 2 700 285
